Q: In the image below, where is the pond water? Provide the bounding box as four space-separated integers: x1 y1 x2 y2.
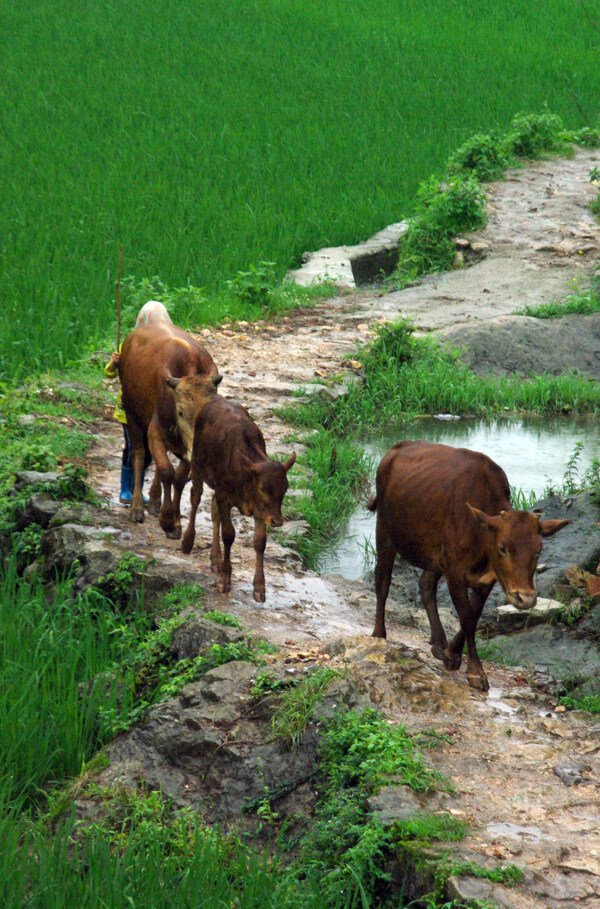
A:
320 416 600 580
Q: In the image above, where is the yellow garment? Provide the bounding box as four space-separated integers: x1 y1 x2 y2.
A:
104 344 127 424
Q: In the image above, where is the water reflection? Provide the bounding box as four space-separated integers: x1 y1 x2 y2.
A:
320 416 599 580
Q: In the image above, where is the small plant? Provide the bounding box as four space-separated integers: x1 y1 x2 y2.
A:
20 443 58 472
448 131 512 182
394 175 487 286
506 109 566 158
250 668 288 700
226 261 278 307
520 286 600 319
271 666 339 749
95 552 149 607
204 609 243 629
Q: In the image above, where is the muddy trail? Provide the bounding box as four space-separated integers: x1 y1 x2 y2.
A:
87 149 600 907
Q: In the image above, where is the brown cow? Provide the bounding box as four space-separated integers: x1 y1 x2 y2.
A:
181 397 296 602
370 440 569 691
119 321 222 538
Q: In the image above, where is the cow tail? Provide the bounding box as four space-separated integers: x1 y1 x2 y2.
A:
367 495 377 513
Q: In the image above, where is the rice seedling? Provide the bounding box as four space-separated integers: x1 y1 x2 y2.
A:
3 0 600 379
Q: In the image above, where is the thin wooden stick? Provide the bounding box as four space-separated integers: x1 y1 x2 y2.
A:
116 245 123 350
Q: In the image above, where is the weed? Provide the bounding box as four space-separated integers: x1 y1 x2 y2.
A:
20 442 58 472
95 552 150 608
506 109 567 158
226 261 278 307
271 666 339 749
520 285 600 319
250 669 289 700
558 691 600 713
394 175 487 287
448 131 512 182
204 609 244 629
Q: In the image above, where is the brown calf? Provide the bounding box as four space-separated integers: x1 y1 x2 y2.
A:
181 397 296 602
370 440 569 691
119 321 221 538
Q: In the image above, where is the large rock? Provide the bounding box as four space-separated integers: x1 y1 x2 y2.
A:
441 312 600 379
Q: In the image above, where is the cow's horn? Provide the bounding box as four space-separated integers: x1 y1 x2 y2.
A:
212 374 223 387
166 375 180 389
283 452 297 472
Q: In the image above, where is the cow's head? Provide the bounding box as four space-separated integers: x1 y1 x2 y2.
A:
467 504 569 609
166 373 222 455
241 452 296 526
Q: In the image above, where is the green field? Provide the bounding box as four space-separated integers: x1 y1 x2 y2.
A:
2 0 600 378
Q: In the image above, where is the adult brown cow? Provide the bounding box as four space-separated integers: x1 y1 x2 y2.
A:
119 321 222 538
181 396 296 602
369 440 569 691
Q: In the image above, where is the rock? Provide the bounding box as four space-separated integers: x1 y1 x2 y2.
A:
445 875 515 909
169 614 247 661
553 760 592 786
441 312 600 379
495 598 563 631
366 786 443 827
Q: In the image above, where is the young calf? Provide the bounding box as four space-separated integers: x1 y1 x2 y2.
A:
181 397 296 602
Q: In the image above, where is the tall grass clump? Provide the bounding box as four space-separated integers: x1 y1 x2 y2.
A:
0 560 151 808
283 320 600 437
287 430 374 569
394 175 487 286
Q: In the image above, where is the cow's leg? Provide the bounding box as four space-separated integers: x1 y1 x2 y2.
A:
170 458 190 538
252 518 267 603
210 494 222 574
446 576 491 691
448 583 493 691
419 571 450 663
216 500 234 595
181 476 203 555
147 421 178 539
372 523 396 638
128 420 147 524
147 471 161 514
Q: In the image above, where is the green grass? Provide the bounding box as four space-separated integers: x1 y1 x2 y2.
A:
0 560 152 808
3 0 600 379
283 321 600 436
520 285 600 319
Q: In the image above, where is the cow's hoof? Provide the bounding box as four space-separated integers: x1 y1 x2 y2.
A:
130 505 145 524
442 651 462 671
210 561 221 575
147 499 161 515
371 629 386 639
253 589 266 603
467 673 489 692
164 527 182 540
431 643 446 662
181 536 193 555
216 578 231 595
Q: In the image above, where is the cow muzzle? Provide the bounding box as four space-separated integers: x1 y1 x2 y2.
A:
506 589 537 611
268 515 284 528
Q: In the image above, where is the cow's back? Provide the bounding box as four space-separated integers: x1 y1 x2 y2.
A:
192 397 266 489
375 440 511 573
120 322 217 428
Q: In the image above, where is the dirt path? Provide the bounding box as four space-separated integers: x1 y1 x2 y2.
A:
88 149 600 907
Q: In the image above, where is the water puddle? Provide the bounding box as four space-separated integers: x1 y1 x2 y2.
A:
321 415 599 579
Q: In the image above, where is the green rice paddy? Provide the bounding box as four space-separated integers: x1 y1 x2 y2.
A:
2 0 600 379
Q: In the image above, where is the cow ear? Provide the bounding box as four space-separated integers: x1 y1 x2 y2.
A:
241 454 260 474
539 518 570 537
212 374 223 388
467 502 501 530
283 452 296 472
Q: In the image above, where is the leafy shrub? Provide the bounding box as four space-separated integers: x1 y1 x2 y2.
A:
20 443 58 472
395 175 486 285
271 666 339 748
448 131 512 181
506 109 566 158
565 126 600 148
226 261 278 307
